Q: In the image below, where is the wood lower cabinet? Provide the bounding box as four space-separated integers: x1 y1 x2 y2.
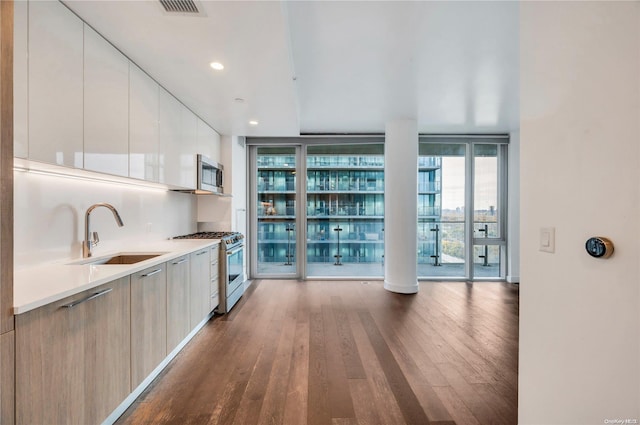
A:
15 277 131 425
131 264 167 389
190 249 210 328
167 255 190 353
14 247 217 424
0 331 14 425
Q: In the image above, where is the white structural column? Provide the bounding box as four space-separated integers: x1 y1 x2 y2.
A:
384 120 418 294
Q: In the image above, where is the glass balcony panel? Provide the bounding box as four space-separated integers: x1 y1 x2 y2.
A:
417 220 466 278
473 244 502 278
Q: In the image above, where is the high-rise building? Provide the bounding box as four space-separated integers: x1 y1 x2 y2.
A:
417 156 443 265
306 152 385 268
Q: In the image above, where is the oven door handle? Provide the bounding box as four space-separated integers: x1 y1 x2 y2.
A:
226 245 244 256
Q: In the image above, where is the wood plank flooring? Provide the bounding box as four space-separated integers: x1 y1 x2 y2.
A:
116 280 519 425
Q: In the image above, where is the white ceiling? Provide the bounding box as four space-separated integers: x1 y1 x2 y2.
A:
63 0 519 137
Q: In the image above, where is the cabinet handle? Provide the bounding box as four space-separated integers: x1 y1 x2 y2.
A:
196 251 207 256
141 269 163 278
61 288 113 309
172 259 187 265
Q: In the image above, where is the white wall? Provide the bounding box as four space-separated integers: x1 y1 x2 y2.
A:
507 130 519 283
520 2 640 424
197 135 247 233
14 171 197 269
230 136 247 236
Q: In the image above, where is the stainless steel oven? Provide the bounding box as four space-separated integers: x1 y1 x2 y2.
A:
220 240 245 313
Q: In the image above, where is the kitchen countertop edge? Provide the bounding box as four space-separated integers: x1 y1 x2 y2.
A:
14 239 221 315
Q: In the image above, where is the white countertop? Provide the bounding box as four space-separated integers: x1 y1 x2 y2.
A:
14 239 221 314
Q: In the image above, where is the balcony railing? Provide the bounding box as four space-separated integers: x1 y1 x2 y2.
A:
418 157 442 168
307 155 384 168
257 156 296 167
418 181 441 193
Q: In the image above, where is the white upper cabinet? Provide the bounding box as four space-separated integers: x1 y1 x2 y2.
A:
28 1 84 168
14 0 28 159
180 105 197 189
129 63 159 182
83 25 129 177
158 88 182 187
196 118 221 163
159 89 198 190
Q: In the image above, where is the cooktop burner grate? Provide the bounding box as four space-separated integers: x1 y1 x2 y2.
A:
173 232 244 249
173 231 238 239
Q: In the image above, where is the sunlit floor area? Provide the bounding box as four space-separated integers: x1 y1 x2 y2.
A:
116 279 519 425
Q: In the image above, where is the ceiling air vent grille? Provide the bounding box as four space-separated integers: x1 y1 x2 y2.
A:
159 0 199 14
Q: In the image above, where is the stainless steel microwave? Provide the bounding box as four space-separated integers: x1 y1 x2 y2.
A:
197 154 224 194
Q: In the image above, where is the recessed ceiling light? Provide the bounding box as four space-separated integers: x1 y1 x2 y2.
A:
249 120 259 126
210 62 224 71
234 97 245 103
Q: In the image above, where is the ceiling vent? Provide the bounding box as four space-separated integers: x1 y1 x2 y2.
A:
159 0 201 14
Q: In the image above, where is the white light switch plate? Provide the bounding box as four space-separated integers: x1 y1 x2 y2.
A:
540 227 555 253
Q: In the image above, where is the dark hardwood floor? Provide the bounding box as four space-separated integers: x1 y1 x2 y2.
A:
116 280 519 425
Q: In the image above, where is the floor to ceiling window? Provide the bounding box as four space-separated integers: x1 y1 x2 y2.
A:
249 136 507 281
418 136 508 280
249 140 384 279
418 143 466 278
306 144 384 278
254 146 299 276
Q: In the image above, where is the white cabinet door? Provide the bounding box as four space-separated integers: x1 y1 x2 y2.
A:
14 0 27 158
129 63 159 182
28 1 83 168
83 25 129 176
196 118 221 163
180 105 197 189
158 88 182 187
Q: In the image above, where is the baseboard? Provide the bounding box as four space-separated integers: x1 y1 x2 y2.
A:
383 280 419 294
506 275 520 284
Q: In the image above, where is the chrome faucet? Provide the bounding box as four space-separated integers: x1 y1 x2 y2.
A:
83 203 124 258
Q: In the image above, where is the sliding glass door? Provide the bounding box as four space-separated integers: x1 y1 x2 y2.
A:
472 143 507 278
418 138 508 280
249 141 384 279
418 143 467 278
306 144 384 278
253 146 300 277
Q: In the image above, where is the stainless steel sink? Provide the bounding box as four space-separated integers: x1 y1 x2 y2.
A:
69 253 166 266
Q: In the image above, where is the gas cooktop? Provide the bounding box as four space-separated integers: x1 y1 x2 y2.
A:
173 231 244 248
173 231 239 239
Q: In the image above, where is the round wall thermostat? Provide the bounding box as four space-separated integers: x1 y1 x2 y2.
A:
585 237 614 258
